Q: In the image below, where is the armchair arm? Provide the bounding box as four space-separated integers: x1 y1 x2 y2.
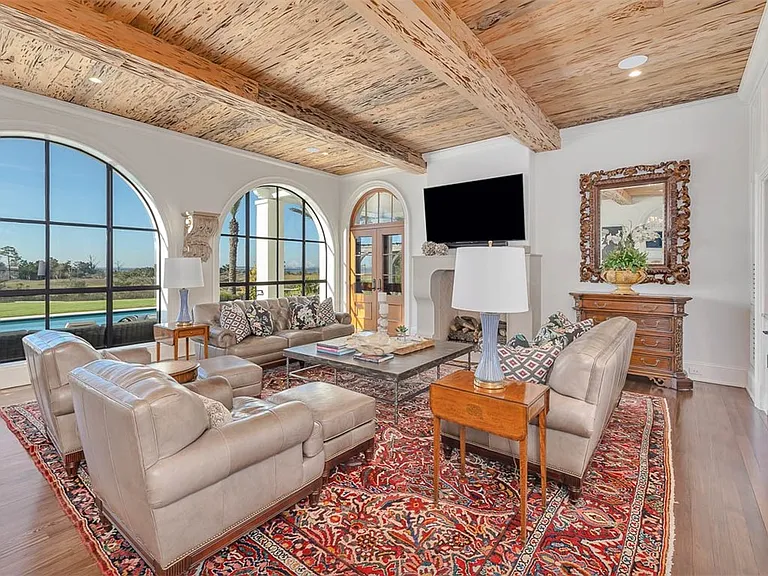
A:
145 400 314 508
183 376 233 410
103 346 152 364
335 312 352 325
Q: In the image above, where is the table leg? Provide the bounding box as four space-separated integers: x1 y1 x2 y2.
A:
436 363 441 379
433 416 441 504
185 338 190 360
204 333 209 359
394 379 400 424
519 435 528 542
173 336 179 361
459 425 466 479
467 352 471 370
155 341 160 361
334 368 338 386
539 411 547 504
285 357 290 385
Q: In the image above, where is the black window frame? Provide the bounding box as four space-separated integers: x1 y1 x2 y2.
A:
219 186 328 300
0 137 161 356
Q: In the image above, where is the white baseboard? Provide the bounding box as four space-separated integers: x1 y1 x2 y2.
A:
684 361 747 388
0 361 30 390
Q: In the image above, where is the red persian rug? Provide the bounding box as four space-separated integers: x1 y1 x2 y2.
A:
0 366 674 575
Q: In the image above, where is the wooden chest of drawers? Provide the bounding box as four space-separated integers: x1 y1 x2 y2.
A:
571 292 692 391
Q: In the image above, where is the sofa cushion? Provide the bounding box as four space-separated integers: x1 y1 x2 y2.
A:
219 301 251 343
197 355 263 396
245 301 274 336
289 298 320 329
318 322 355 340
497 342 563 385
275 329 323 347
269 381 375 441
225 335 289 358
317 297 337 326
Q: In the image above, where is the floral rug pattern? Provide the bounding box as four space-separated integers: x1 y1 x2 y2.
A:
0 366 674 575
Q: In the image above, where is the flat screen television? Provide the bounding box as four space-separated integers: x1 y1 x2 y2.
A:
423 174 525 246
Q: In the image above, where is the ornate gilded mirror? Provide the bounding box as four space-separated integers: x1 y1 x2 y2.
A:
579 160 691 284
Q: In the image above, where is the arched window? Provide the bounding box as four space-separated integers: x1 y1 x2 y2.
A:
219 186 328 300
352 189 404 225
0 137 161 362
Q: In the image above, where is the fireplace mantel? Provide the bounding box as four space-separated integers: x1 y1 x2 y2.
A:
413 253 541 340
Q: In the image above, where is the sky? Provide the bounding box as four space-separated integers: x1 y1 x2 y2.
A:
0 138 325 273
0 139 156 269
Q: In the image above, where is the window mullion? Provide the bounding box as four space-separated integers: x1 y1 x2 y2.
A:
106 166 114 348
44 141 50 330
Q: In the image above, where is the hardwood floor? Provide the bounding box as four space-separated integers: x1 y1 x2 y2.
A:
0 381 766 575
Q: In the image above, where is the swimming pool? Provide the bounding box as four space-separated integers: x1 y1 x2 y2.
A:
0 308 157 332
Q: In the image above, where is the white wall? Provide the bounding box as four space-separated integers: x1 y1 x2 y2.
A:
534 95 750 387
739 4 768 412
339 136 532 330
0 85 342 319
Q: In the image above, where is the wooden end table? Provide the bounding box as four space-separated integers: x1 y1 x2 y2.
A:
153 322 209 361
150 360 199 384
430 370 550 542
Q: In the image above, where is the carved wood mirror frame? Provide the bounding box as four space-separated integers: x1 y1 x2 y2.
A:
579 159 691 285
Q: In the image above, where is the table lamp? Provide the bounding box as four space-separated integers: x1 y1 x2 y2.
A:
163 257 204 325
452 245 529 389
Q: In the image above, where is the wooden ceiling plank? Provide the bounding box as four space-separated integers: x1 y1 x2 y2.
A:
342 0 560 151
0 0 426 173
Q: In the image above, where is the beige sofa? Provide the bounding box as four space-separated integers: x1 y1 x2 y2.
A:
69 360 324 576
22 330 152 477
193 297 355 365
442 316 636 499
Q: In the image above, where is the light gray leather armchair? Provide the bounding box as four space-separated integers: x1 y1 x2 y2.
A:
22 330 152 476
68 360 324 576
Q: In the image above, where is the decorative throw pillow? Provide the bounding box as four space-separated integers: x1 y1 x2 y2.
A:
219 301 251 343
497 342 564 385
507 332 533 348
316 297 337 326
533 311 578 348
546 311 574 329
290 298 319 329
196 394 233 429
245 301 274 336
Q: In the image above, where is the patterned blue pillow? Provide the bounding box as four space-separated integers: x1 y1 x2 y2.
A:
219 301 251 343
245 301 274 336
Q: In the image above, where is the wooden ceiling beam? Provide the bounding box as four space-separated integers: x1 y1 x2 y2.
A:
342 0 561 152
0 0 427 173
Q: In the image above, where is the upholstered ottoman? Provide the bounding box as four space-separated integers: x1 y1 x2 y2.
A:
197 355 263 397
269 382 376 483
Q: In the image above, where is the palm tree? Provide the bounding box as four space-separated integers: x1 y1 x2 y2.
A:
228 198 242 296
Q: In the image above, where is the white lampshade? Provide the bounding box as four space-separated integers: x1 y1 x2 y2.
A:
452 246 528 313
163 257 204 289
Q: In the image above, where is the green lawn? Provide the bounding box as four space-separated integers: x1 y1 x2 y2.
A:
0 298 157 319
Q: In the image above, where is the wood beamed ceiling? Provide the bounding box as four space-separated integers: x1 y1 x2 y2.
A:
0 0 762 175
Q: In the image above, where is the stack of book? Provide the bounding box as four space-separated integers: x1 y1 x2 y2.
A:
316 339 355 356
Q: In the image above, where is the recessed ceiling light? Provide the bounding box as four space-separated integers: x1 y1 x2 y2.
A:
305 147 320 153
628 69 642 78
88 76 103 84
618 55 648 70
321 152 329 156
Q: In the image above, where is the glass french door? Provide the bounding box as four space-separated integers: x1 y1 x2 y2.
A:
350 225 404 334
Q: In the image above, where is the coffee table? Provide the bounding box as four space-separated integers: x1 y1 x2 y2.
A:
283 340 474 423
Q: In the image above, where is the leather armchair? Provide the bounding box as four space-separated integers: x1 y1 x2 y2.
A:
69 360 323 576
22 330 152 476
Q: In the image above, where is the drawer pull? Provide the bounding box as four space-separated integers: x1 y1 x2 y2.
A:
595 301 608 308
640 357 660 367
640 338 660 347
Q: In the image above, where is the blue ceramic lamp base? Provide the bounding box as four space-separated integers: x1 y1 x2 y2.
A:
176 288 193 325
474 312 506 390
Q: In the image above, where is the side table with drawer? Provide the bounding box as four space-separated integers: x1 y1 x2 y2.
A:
571 292 692 390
